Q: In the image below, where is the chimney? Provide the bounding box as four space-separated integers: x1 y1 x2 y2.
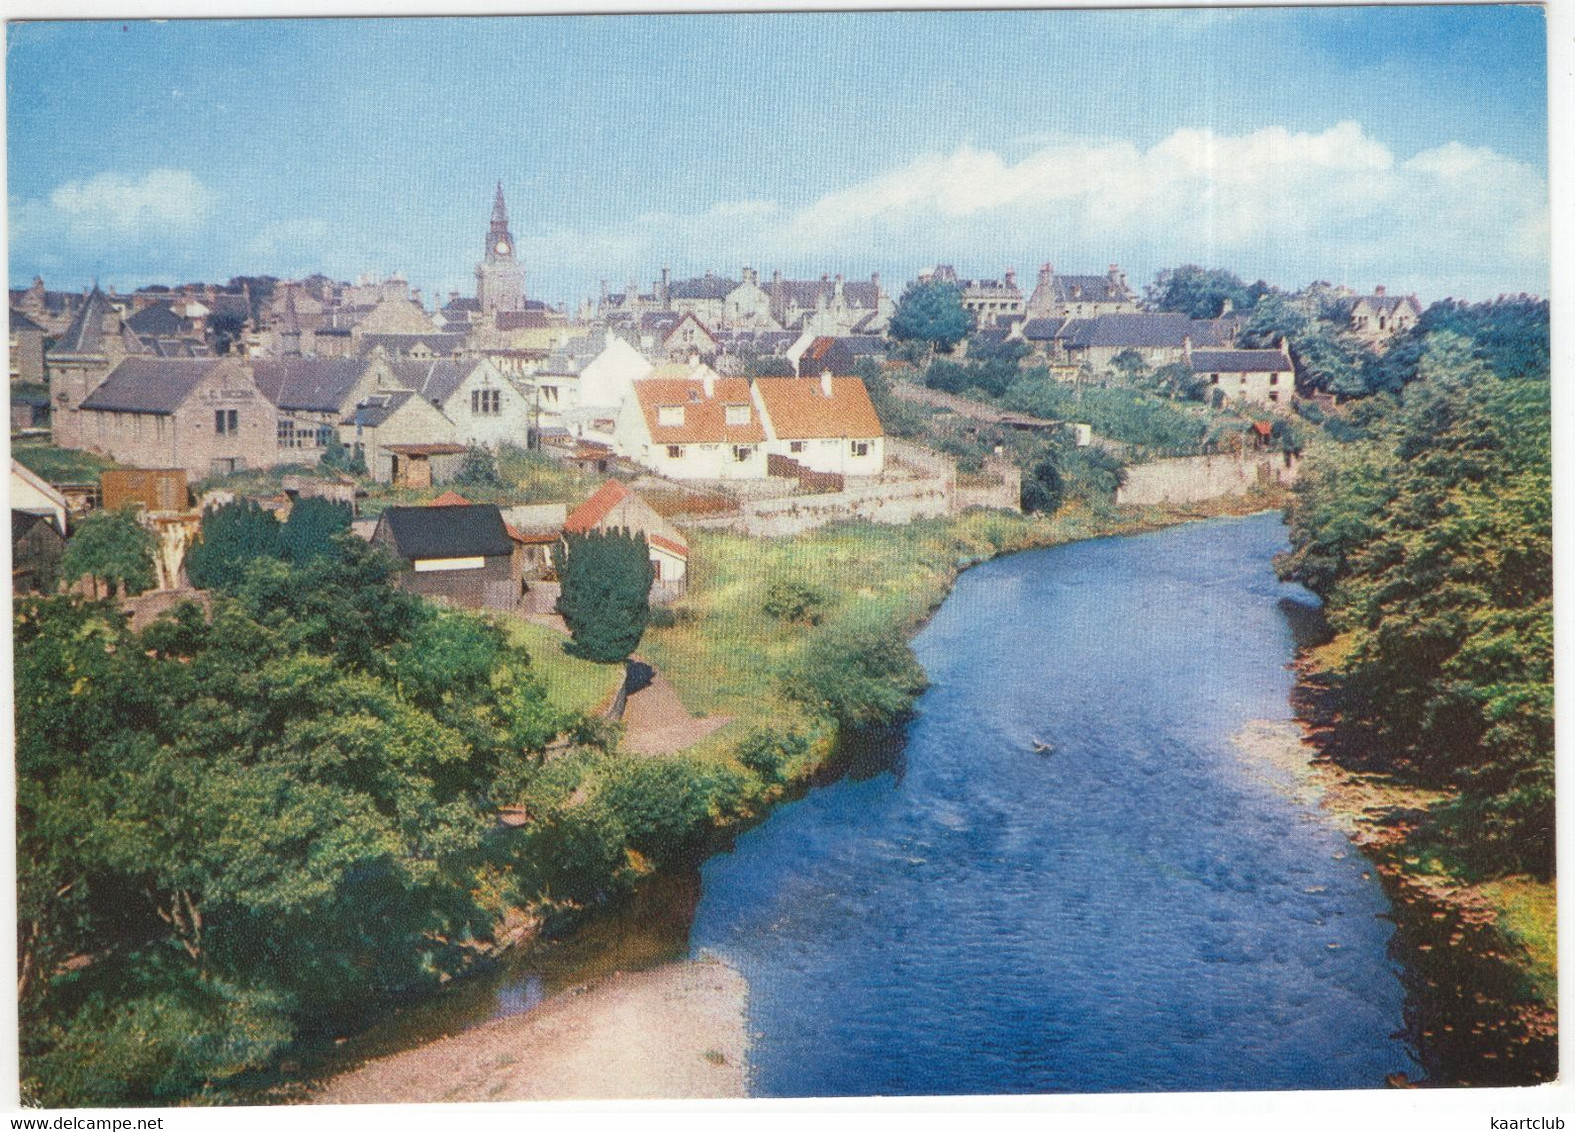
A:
834 274 845 301
772 269 782 287
1374 284 1386 297
820 369 834 399
600 279 609 302
1040 262 1054 284
701 369 715 398
1005 269 1016 289
743 266 757 286
1108 263 1120 283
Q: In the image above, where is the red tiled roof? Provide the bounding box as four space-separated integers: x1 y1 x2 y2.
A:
648 533 689 558
631 377 766 444
1251 421 1274 437
564 479 628 533
753 376 882 440
429 490 472 506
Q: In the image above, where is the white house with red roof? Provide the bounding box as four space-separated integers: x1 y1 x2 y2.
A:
751 371 885 476
564 479 689 597
613 369 768 480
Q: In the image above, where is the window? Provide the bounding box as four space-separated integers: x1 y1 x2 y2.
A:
1210 374 1220 385
725 404 750 426
1269 373 1279 385
666 445 683 459
541 385 559 404
1240 375 1248 385
789 440 804 454
215 409 238 434
316 424 333 447
277 419 296 447
658 406 685 427
732 445 753 462
471 388 502 416
851 441 870 457
1268 391 1279 403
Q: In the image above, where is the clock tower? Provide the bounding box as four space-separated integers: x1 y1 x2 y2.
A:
476 181 525 315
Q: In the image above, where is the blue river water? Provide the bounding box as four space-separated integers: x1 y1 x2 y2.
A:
689 512 1415 1096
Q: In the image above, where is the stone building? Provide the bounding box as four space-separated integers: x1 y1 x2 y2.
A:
1188 342 1297 408
10 309 47 385
75 357 278 479
1345 286 1422 344
1023 263 1139 319
47 286 153 451
476 182 526 316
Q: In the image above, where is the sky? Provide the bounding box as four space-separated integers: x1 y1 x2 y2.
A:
5 5 1552 308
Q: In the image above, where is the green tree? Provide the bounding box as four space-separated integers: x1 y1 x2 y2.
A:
780 613 927 731
280 497 352 565
58 508 156 597
1145 265 1267 318
455 443 501 487
889 279 974 354
185 499 284 592
554 528 656 663
320 431 367 475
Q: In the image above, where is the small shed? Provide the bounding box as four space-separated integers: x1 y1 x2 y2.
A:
101 468 190 514
385 443 467 489
372 503 520 610
13 509 65 593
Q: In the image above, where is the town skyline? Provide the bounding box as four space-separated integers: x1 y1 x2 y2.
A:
7 7 1551 307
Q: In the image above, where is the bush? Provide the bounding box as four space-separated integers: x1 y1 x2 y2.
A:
763 579 827 625
596 756 751 867
555 529 656 663
735 727 810 785
780 615 928 732
454 444 501 487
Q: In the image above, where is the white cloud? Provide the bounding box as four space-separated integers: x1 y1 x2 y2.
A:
44 169 214 241
528 121 1547 301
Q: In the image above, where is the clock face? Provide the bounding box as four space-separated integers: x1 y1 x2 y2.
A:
495 241 510 255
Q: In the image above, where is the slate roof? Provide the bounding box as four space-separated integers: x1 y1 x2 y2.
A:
769 278 880 311
126 304 195 338
9 310 45 333
385 358 484 407
80 358 227 414
631 377 766 444
1189 349 1292 374
377 503 513 561
754 377 883 440
1069 313 1197 349
342 389 417 427
1187 319 1237 348
1049 274 1133 305
51 287 118 355
359 332 467 356
496 310 551 331
13 509 62 547
253 358 369 413
1350 293 1421 316
669 274 737 301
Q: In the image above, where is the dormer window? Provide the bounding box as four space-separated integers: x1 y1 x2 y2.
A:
658 405 685 427
725 404 750 426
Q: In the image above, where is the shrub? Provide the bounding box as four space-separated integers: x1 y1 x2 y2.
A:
763 579 827 625
735 727 811 785
780 615 927 732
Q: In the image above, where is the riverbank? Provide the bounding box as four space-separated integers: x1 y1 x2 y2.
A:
1230 717 1557 1086
312 957 749 1103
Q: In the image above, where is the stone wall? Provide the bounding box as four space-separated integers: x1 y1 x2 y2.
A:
1115 452 1299 506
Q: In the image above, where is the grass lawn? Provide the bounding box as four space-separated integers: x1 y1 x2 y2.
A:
1475 876 1558 1005
640 492 1287 734
11 440 121 483
501 616 625 716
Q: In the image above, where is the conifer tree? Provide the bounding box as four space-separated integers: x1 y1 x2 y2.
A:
185 499 283 592
553 527 655 663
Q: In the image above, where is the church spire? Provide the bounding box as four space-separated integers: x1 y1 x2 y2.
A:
491 181 509 229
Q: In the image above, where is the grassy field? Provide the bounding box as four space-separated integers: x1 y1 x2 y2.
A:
10 440 121 483
641 490 1289 738
1473 876 1558 1006
501 616 625 716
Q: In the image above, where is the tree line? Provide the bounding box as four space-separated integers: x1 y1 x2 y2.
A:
1277 301 1552 880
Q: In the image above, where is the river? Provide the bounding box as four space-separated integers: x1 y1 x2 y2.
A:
689 511 1415 1095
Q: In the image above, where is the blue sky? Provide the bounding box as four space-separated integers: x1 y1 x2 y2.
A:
6 6 1550 306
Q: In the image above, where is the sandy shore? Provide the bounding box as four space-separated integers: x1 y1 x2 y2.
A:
311 957 750 1104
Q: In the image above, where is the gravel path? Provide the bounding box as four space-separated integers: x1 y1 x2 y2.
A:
621 664 733 755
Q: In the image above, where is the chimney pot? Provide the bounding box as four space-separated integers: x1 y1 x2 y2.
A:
820 369 834 399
